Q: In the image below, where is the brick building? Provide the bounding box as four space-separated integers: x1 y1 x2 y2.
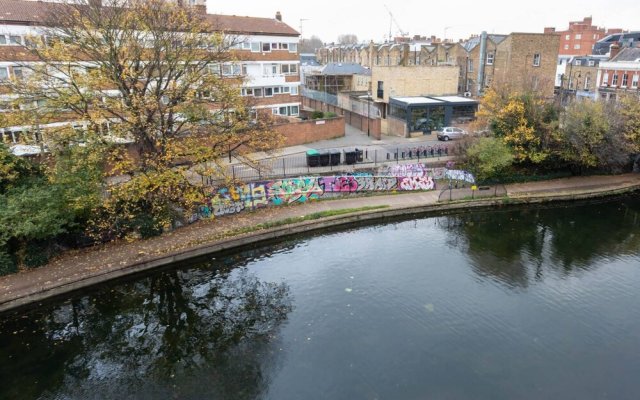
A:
544 16 624 56
596 47 640 101
315 31 560 98
462 32 560 98
0 0 304 146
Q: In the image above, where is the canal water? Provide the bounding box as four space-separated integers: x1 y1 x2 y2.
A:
2 197 640 400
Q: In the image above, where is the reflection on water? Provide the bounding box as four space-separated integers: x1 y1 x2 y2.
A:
441 199 640 288
2 196 640 400
0 268 292 400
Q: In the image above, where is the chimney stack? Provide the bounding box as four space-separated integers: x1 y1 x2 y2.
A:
609 43 621 59
275 11 282 21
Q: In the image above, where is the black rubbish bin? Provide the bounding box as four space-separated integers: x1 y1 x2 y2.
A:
345 150 357 165
330 151 341 166
306 149 320 167
355 148 363 162
319 151 330 166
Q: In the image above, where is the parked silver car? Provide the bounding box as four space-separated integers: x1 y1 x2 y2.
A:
437 127 467 141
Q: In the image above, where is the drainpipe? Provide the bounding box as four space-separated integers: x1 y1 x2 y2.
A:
477 31 487 96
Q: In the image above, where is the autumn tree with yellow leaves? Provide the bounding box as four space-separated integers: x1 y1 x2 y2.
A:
9 0 283 239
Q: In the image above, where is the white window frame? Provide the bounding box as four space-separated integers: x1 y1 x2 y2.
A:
0 66 9 81
262 42 271 52
0 35 6 45
622 73 628 87
565 34 570 40
282 86 290 94
9 35 22 45
632 74 639 88
254 88 263 97
602 72 609 86
574 60 582 66
486 52 494 65
564 44 569 50
250 42 260 52
612 74 618 86
532 53 541 67
588 60 595 67
574 44 581 50
289 43 298 53
291 86 299 95
273 87 281 94
264 87 274 97
575 34 582 40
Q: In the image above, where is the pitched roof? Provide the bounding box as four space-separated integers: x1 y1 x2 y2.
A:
205 14 298 36
320 62 369 75
0 0 299 36
611 47 640 62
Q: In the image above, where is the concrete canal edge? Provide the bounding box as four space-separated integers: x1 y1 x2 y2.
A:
1 182 639 314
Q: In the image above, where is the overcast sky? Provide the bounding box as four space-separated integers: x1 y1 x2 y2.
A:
206 0 639 43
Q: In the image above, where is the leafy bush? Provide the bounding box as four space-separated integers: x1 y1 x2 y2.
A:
0 249 17 276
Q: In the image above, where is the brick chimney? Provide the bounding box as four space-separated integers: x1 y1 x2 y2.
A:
610 43 621 59
544 27 555 34
275 11 282 21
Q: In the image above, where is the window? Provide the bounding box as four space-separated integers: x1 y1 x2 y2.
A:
602 72 609 85
254 88 263 97
282 86 290 93
291 86 299 95
262 42 271 52
565 34 570 40
241 88 254 96
278 106 287 115
9 35 22 45
612 74 618 86
12 67 23 79
241 42 252 50
588 60 595 67
486 52 494 65
273 87 280 94
281 64 290 74
207 64 220 75
575 34 582 40
281 43 288 50
0 67 8 80
622 73 628 87
564 44 569 50
532 53 541 67
241 64 247 75
633 74 639 88
574 60 582 66
584 76 590 90
467 59 473 72
290 105 299 115
264 87 273 97
263 64 278 75
0 36 5 45
289 43 297 52
251 42 260 52
574 44 581 49
271 42 278 50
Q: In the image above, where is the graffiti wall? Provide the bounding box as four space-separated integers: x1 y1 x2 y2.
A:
193 168 474 220
379 164 475 184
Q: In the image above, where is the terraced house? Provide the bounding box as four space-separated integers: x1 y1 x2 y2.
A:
0 0 301 149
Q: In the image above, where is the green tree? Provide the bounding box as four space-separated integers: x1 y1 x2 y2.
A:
465 137 514 183
558 100 627 173
10 0 283 238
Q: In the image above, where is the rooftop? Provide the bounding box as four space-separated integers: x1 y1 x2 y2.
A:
0 0 299 36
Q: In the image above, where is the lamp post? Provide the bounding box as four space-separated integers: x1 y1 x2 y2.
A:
366 92 370 137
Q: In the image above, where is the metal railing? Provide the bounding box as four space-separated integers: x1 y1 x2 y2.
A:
198 143 462 186
438 184 507 202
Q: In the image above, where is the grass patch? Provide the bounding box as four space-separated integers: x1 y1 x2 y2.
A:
224 205 390 237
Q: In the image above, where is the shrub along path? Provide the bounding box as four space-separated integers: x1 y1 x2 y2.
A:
1 173 640 312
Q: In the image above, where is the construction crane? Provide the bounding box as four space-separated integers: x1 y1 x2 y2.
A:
384 5 408 41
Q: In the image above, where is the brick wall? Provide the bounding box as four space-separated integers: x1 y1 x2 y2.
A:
274 117 345 146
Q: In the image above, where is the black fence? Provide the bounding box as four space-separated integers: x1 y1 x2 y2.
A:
438 184 507 202
199 143 463 186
